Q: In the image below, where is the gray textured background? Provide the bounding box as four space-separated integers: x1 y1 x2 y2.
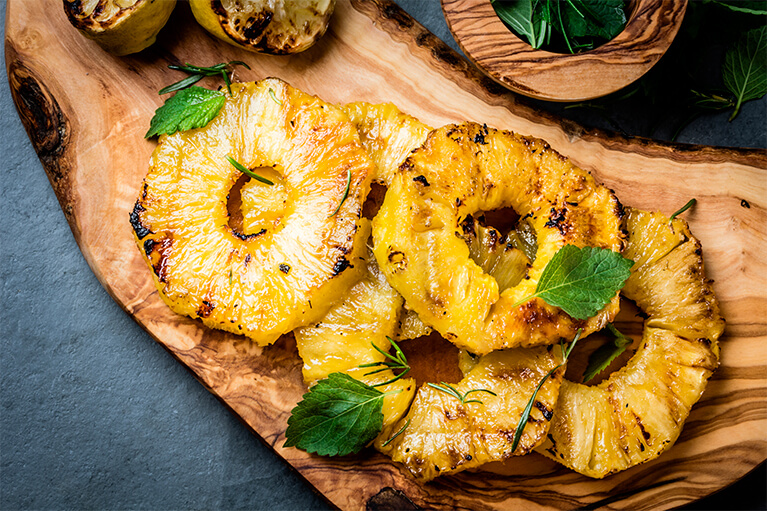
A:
1 1 765 510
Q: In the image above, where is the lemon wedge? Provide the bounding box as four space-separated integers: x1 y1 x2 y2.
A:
63 0 177 56
190 0 335 55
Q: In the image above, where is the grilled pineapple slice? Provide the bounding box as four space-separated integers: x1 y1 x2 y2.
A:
377 345 564 481
373 123 624 355
342 102 432 186
293 221 416 435
190 0 336 54
131 79 373 345
536 208 724 478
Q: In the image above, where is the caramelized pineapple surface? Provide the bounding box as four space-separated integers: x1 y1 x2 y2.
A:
373 123 624 355
536 208 723 478
377 346 564 481
131 79 373 345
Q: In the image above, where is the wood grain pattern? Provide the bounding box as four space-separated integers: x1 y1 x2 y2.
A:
442 0 687 101
6 0 766 509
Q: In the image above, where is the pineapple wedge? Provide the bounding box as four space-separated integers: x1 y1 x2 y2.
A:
536 208 724 477
293 221 416 435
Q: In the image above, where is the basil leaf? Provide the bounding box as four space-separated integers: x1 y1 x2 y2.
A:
723 26 767 121
145 86 226 138
531 244 633 320
285 373 390 456
582 323 633 383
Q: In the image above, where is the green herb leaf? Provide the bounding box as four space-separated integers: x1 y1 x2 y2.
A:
285 373 396 456
493 0 541 48
226 156 274 185
562 0 626 41
268 88 283 106
516 244 633 320
712 0 767 15
669 198 696 223
426 382 497 405
329 166 351 217
160 61 251 96
723 26 767 120
511 329 582 453
145 86 226 138
358 337 411 387
382 418 411 447
582 323 633 382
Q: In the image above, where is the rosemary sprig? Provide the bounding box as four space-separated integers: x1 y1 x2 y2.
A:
268 88 283 106
669 198 697 223
382 418 411 447
329 167 351 217
426 382 497 405
358 337 410 387
226 156 274 186
510 329 582 453
159 61 250 96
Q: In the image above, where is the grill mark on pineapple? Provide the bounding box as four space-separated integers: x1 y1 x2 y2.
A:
535 400 554 421
197 299 216 318
331 256 352 276
544 206 573 236
147 236 173 283
130 201 152 239
232 228 266 241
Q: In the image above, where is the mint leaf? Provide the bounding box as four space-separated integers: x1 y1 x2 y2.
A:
712 1 767 15
145 86 226 138
565 0 626 40
723 26 767 121
582 323 633 382
528 244 633 320
493 0 540 48
285 373 390 456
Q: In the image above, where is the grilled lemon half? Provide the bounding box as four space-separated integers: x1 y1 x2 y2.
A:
131 79 373 345
190 0 335 54
63 0 176 56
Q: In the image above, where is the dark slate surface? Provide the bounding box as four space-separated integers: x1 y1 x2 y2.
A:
1 1 765 510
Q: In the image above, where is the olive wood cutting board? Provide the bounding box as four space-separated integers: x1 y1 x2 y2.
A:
6 0 767 509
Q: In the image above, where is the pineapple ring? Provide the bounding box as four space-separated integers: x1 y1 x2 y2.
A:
131 79 373 345
536 208 724 478
373 123 625 355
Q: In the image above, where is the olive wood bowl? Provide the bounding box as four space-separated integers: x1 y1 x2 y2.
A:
441 0 687 101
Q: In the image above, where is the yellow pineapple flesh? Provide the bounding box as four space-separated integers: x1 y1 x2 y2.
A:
373 123 624 355
536 208 724 478
293 221 415 436
377 345 565 481
131 79 372 345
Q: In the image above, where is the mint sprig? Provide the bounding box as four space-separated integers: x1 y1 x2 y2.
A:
285 373 400 456
582 323 633 383
145 86 226 138
514 244 633 320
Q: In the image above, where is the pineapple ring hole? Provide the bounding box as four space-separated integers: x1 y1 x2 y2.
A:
564 297 644 386
230 168 289 236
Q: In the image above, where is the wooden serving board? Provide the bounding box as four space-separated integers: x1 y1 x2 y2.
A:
6 0 767 509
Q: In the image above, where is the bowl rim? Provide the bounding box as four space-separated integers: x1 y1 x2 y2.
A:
442 0 688 101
